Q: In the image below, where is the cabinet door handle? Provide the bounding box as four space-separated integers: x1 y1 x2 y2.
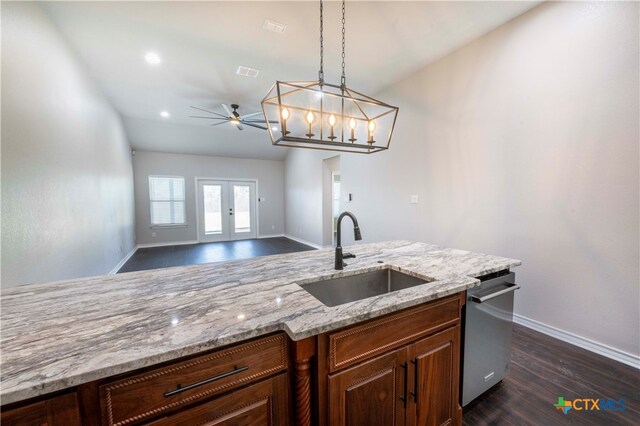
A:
163 365 249 397
399 362 408 408
410 359 419 404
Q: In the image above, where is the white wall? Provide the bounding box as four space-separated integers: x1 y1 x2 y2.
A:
133 151 285 245
1 2 136 288
284 1 639 357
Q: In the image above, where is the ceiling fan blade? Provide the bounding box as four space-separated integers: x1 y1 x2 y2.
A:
239 111 263 119
242 119 270 124
242 122 268 131
221 103 233 117
190 106 227 118
209 121 228 127
235 122 244 131
189 115 227 120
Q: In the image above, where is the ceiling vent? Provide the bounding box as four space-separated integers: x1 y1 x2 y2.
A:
236 65 260 78
263 19 286 34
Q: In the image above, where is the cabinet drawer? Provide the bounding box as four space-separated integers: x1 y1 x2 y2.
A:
100 334 287 426
328 295 461 372
147 373 290 426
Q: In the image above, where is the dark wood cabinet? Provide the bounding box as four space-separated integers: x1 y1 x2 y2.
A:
147 373 290 426
0 392 80 426
316 293 465 426
407 327 460 426
328 348 406 426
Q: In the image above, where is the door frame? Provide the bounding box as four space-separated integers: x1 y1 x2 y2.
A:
194 177 260 243
331 170 340 246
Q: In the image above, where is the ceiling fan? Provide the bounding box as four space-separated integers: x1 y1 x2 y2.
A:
189 104 269 131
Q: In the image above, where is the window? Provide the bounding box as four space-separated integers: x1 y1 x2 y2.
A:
149 176 186 226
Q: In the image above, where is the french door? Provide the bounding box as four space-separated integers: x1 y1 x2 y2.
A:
197 180 257 242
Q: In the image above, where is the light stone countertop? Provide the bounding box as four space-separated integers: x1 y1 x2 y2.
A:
0 240 521 405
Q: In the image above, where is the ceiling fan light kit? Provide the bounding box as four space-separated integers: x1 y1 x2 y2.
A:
261 0 399 154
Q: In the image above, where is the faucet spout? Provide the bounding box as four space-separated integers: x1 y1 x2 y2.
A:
335 211 362 270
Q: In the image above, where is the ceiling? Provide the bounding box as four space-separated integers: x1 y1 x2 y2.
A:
43 1 541 161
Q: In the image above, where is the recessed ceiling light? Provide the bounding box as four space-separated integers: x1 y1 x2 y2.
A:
271 126 278 131
236 65 259 78
160 111 170 118
145 52 161 65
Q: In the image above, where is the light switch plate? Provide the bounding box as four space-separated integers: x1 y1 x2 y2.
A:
411 195 419 204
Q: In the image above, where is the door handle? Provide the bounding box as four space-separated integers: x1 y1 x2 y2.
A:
410 359 419 404
163 365 248 397
470 283 520 303
399 362 408 408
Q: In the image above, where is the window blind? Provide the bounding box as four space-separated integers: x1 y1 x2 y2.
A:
149 176 186 225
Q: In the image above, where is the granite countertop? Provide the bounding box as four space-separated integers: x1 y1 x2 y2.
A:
0 240 521 405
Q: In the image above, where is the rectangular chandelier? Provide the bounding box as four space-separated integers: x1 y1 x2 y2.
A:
261 80 399 154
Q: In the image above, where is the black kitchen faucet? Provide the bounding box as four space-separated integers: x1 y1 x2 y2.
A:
334 211 362 270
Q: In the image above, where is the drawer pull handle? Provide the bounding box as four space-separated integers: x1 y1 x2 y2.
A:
164 365 249 397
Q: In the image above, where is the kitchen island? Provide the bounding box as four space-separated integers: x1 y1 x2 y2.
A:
1 241 520 425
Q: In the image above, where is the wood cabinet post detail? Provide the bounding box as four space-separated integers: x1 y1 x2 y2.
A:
293 337 316 426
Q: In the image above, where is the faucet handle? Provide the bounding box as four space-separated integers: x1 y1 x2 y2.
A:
343 253 356 259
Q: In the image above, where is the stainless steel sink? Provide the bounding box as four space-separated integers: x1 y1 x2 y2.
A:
299 268 434 307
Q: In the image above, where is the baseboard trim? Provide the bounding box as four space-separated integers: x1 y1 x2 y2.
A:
137 240 198 249
109 246 137 275
258 234 285 239
283 234 323 250
513 313 640 369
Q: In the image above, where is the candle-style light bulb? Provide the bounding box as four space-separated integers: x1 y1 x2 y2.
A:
328 114 337 140
368 120 376 144
349 118 357 142
281 107 289 135
305 111 315 138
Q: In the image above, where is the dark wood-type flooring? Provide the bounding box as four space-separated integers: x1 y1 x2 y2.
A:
463 324 639 425
118 237 315 273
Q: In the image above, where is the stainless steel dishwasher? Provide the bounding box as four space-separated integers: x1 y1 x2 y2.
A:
462 270 520 406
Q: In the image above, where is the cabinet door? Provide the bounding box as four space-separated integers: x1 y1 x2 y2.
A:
0 393 80 426
328 348 407 426
406 326 460 426
147 373 290 426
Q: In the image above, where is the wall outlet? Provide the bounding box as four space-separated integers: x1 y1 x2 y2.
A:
271 225 275 230
411 195 419 204
152 232 157 238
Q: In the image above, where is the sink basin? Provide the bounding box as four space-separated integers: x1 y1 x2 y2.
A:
300 268 434 307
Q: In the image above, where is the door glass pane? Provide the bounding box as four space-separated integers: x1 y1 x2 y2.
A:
233 185 251 233
203 185 222 234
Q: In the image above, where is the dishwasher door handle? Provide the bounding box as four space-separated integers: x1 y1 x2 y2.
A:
470 283 520 303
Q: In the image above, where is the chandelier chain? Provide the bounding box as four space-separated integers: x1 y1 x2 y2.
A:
319 0 324 83
341 0 346 87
